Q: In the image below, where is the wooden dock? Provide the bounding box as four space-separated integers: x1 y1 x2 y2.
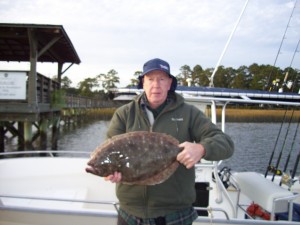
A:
0 23 81 152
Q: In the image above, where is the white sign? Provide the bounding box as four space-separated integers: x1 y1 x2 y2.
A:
0 71 27 100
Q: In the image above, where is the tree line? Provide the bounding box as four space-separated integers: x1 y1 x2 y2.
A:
57 63 300 99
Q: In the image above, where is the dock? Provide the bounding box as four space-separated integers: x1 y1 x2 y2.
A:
0 23 82 152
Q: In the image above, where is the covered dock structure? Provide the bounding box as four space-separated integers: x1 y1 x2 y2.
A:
0 23 81 151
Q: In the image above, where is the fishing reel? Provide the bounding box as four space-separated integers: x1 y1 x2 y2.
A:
267 165 282 176
267 166 298 190
280 173 298 190
212 167 232 189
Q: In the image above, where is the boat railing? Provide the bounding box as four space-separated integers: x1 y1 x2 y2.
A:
196 98 236 218
194 207 230 220
0 193 120 212
272 194 300 221
0 152 235 221
0 150 91 158
0 193 233 222
195 161 237 219
195 94 300 220
0 193 232 221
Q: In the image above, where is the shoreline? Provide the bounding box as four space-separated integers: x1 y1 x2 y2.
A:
77 107 300 123
208 108 300 123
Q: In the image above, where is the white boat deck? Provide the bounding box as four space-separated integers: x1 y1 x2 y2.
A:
1 155 299 225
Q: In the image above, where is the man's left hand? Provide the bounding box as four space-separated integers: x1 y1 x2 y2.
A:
177 142 206 169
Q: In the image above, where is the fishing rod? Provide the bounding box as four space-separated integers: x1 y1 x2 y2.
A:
266 15 300 177
265 0 297 90
264 0 298 176
280 34 300 93
277 7 300 183
291 148 300 180
282 117 300 173
264 109 288 177
271 110 295 181
279 117 300 186
278 19 300 182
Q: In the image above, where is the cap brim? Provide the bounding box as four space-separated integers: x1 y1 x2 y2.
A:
141 68 171 77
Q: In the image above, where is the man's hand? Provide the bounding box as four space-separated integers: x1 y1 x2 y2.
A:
104 171 122 183
177 142 206 169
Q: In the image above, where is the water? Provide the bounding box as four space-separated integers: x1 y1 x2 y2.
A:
58 120 111 152
56 121 300 175
3 120 300 175
223 123 300 175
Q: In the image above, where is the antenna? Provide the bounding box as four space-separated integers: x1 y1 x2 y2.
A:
209 0 249 87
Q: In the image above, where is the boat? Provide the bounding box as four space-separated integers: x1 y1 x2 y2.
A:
1 2 300 222
1 88 300 225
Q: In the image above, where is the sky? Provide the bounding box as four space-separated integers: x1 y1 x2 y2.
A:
1 0 300 87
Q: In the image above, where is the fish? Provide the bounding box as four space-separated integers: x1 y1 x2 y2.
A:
85 131 182 185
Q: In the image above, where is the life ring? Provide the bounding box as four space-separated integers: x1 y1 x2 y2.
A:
246 203 270 220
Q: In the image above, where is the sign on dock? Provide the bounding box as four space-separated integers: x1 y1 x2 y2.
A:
0 71 27 100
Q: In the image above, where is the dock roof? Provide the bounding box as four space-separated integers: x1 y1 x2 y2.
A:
0 23 81 64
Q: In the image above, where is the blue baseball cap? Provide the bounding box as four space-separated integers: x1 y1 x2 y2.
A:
137 58 177 91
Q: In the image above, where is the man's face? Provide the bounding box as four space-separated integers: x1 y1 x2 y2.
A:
142 70 172 109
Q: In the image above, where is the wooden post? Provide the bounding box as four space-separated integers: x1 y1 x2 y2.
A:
27 28 38 106
39 118 48 150
0 122 4 153
18 122 25 150
51 114 60 150
57 63 63 88
24 121 33 150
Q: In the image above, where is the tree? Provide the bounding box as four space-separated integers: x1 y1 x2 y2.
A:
213 66 234 88
249 64 280 91
177 65 192 86
128 71 142 87
98 69 120 93
231 73 246 89
193 65 209 86
70 64 299 97
231 66 249 89
77 77 99 97
51 75 72 88
61 76 72 89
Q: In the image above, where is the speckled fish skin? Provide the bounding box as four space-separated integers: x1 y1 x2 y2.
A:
86 131 181 185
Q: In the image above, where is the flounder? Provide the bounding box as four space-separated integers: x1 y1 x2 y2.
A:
86 131 181 185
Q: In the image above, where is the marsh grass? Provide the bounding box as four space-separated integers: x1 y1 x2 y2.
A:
86 108 117 120
75 107 299 123
207 108 300 123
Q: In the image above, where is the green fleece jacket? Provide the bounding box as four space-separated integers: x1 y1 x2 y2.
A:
106 92 234 219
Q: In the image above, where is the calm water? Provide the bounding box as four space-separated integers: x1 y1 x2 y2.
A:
56 120 300 175
4 120 300 175
58 120 110 152
223 122 300 175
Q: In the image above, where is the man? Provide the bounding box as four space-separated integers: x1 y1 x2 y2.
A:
105 58 234 225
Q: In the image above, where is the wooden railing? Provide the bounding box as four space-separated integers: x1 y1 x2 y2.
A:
64 95 107 108
0 72 117 111
37 73 60 104
37 74 117 109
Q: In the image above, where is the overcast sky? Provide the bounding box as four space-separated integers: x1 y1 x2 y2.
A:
1 0 300 87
